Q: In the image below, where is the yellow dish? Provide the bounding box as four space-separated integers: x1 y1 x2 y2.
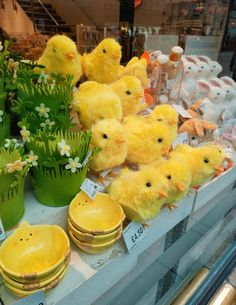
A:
4 266 68 297
69 192 125 234
68 218 123 244
1 261 68 291
0 222 70 281
69 229 122 254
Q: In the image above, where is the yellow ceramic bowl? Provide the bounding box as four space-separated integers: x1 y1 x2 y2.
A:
68 218 123 245
69 192 125 234
0 222 70 281
1 261 68 291
4 266 68 297
69 229 122 254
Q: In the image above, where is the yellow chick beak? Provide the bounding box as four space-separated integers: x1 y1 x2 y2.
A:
176 183 185 192
214 166 224 172
115 137 126 144
134 94 144 99
169 119 178 125
66 52 75 60
159 188 168 198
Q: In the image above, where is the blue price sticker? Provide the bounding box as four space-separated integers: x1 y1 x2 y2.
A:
14 291 46 305
123 221 146 253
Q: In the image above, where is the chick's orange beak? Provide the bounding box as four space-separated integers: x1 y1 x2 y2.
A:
162 147 170 156
115 137 126 144
214 165 224 172
169 119 178 125
134 94 144 99
111 54 120 60
159 188 168 198
66 52 75 60
176 183 185 192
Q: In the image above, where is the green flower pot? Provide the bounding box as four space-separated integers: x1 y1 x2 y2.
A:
31 165 89 207
0 179 25 230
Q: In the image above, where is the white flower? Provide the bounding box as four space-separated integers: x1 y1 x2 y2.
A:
40 119 55 130
4 139 11 148
0 110 3 122
7 159 27 173
65 157 82 173
4 138 23 149
0 41 3 51
38 71 49 84
35 103 50 118
26 151 38 166
20 126 30 142
58 139 71 157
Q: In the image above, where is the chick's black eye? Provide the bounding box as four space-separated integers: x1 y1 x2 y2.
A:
158 138 163 143
219 150 222 153
201 66 204 69
102 49 106 53
157 118 162 121
53 48 56 52
217 93 220 96
204 158 209 163
167 175 172 180
126 90 131 95
146 182 151 187
103 133 108 139
188 67 191 70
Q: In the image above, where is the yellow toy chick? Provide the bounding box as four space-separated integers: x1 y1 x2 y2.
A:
36 35 82 85
170 144 226 187
118 57 148 87
111 76 146 117
82 38 121 84
148 105 178 142
108 167 169 222
123 115 172 164
157 159 192 209
73 81 122 129
90 119 127 172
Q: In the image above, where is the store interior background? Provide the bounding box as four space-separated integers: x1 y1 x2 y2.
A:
0 0 235 76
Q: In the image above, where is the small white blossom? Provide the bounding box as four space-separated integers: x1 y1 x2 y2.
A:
0 41 3 51
0 110 3 122
4 139 11 148
8 58 19 71
7 159 27 173
20 126 30 142
35 103 50 118
26 151 38 166
40 119 55 130
58 139 71 157
38 71 49 84
65 157 82 173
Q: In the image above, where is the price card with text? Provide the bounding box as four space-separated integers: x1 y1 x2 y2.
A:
123 221 146 253
172 104 192 118
80 178 102 199
14 291 46 305
0 217 6 242
172 132 189 149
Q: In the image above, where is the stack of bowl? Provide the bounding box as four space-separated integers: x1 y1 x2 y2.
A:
68 192 125 254
0 221 70 297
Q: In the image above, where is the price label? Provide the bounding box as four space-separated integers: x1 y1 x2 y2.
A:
172 132 189 149
80 178 101 199
14 291 46 305
0 217 6 242
123 221 146 253
172 104 192 118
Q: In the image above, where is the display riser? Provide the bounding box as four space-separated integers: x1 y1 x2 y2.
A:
0 167 235 305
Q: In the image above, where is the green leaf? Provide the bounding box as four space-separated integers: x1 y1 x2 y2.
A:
34 136 44 142
58 159 68 165
47 136 56 141
42 160 55 167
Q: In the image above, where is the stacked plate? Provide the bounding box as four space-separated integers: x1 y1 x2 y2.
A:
68 192 125 254
0 221 70 297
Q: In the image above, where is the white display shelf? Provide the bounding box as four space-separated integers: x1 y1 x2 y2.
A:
0 165 235 305
192 166 236 212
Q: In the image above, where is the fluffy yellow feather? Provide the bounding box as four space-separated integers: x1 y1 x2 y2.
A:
108 167 169 222
90 119 127 172
148 105 178 142
36 35 82 85
73 81 122 128
118 57 148 88
82 38 121 83
123 115 172 164
170 144 226 187
111 76 146 116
